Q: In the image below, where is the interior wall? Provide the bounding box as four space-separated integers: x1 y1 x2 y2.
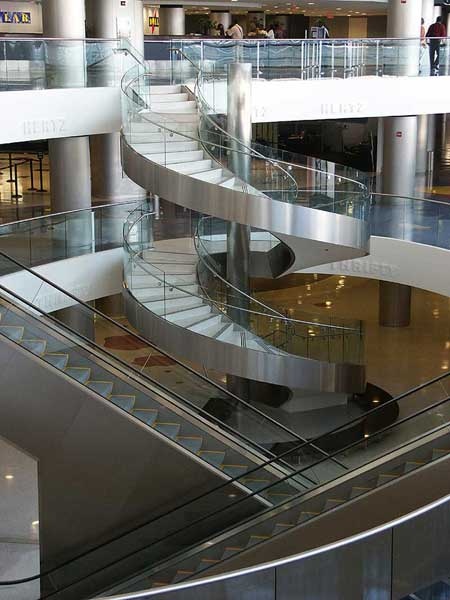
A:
348 17 368 38
367 15 387 37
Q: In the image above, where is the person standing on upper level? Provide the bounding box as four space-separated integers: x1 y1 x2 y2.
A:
226 20 244 39
316 20 330 39
426 16 447 75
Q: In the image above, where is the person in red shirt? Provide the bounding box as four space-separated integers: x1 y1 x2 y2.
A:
426 16 447 75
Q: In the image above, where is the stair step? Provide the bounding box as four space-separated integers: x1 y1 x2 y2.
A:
111 395 135 411
150 101 197 113
144 295 203 315
21 339 46 355
134 285 198 303
377 473 400 486
192 168 225 183
198 450 226 467
221 464 248 478
154 422 181 439
0 325 24 341
165 304 212 325
65 367 91 384
168 159 212 175
145 150 204 165
44 353 69 370
133 409 158 426
187 314 223 335
133 141 199 154
151 84 182 95
176 436 203 453
150 92 189 103
87 380 114 398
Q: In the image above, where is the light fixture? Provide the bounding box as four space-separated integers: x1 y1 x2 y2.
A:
32 521 39 526
325 300 332 308
372 398 380 404
5 474 14 480
336 7 342 10
364 433 369 439
228 493 238 499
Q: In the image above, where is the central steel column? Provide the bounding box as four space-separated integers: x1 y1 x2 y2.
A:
227 63 252 328
226 63 252 401
42 0 91 213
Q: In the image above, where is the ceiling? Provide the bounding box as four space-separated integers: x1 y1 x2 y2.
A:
157 0 387 16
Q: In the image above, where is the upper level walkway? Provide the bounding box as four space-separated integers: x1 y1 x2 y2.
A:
0 36 448 144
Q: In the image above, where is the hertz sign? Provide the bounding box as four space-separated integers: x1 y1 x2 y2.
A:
0 12 31 24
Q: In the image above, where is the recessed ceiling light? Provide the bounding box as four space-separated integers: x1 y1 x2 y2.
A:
32 521 39 526
308 2 314 4
5 475 14 480
336 7 342 9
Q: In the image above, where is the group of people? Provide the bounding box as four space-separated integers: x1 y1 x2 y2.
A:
210 20 286 40
421 16 447 75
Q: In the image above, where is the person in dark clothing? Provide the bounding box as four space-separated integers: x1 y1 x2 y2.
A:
426 16 447 75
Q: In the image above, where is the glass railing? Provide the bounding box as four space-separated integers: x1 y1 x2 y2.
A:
4 343 450 598
146 37 450 79
98 493 450 600
0 201 138 270
123 205 365 365
370 192 450 249
0 37 132 91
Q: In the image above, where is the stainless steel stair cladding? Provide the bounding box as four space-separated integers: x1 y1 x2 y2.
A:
124 288 365 394
121 139 369 272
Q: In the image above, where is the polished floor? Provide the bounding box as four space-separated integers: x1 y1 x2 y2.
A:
256 274 450 398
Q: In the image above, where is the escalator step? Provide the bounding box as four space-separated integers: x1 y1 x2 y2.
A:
404 460 426 473
176 436 203 453
197 450 226 467
324 498 346 510
44 353 69 370
153 422 181 438
65 367 91 384
350 486 373 499
173 570 194 583
0 325 24 341
240 478 271 492
87 380 114 397
272 523 295 535
197 558 220 572
21 339 46 355
221 464 248 478
297 511 320 523
221 546 244 560
247 534 270 547
110 395 136 411
133 409 158 426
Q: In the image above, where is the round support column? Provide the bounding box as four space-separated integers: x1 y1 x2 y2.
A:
48 137 91 213
379 281 412 327
159 6 185 35
210 11 231 30
382 116 418 198
86 0 146 203
387 0 421 76
42 0 91 213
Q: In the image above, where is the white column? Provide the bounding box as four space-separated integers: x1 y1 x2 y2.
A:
86 0 146 203
42 0 91 212
210 12 231 30
159 6 185 35
422 0 435 30
383 116 418 197
387 0 422 76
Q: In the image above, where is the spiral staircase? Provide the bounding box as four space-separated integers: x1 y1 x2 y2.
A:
121 60 370 396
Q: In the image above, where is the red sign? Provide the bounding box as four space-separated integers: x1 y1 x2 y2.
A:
396 131 403 138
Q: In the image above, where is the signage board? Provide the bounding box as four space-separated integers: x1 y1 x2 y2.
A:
0 11 31 24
